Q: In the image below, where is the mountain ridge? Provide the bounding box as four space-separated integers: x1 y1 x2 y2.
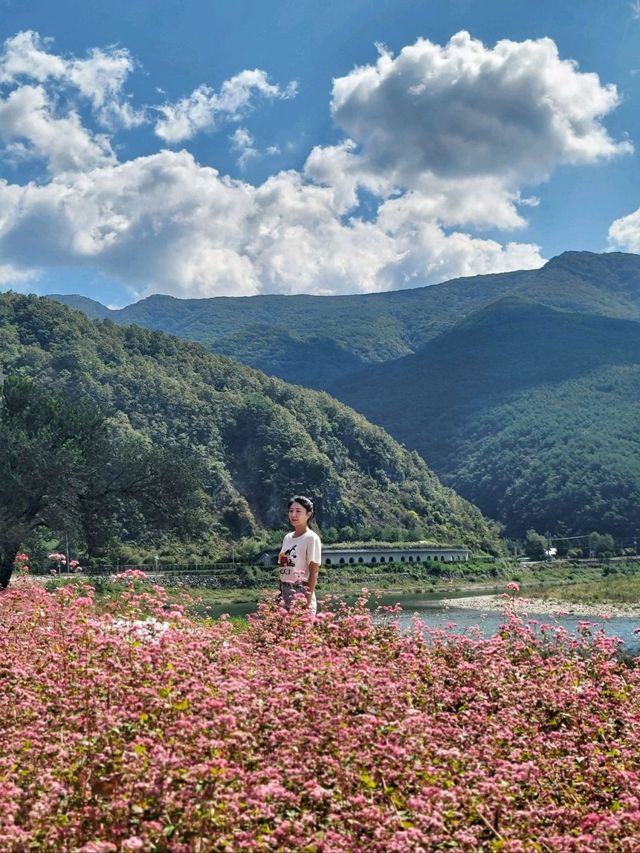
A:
331 297 640 537
0 292 498 554
50 251 640 388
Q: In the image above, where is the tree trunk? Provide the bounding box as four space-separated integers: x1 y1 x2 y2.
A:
0 543 19 589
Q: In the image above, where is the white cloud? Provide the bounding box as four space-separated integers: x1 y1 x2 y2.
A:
0 151 257 296
608 208 640 252
305 142 530 229
230 129 281 170
305 32 631 238
66 47 145 129
330 32 630 190
0 30 630 299
0 30 66 84
0 149 544 299
0 31 144 130
0 262 36 287
375 196 543 285
154 70 297 143
230 127 258 170
0 85 115 174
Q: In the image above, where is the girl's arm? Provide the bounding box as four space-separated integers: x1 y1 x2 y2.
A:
306 561 320 603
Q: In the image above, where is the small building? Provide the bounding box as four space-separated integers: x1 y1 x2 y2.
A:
256 545 470 567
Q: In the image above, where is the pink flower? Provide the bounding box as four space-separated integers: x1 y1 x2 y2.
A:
121 838 145 852
1 585 639 849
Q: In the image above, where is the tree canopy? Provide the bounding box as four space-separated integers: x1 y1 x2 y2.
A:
0 293 499 569
0 375 207 585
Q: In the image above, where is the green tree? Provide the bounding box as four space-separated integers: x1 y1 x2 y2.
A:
0 377 206 587
590 532 616 557
524 530 548 561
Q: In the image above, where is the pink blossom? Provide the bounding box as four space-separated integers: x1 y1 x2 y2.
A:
0 584 638 850
121 838 144 851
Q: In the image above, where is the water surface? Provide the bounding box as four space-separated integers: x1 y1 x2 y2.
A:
202 587 640 654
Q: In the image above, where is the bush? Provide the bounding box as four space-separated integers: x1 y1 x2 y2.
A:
1 580 639 850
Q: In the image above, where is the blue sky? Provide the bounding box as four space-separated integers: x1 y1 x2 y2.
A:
2 0 640 306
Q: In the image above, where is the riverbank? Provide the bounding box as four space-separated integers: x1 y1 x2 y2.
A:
29 558 640 617
439 592 640 619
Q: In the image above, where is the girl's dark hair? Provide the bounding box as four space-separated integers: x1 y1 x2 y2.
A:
288 495 315 520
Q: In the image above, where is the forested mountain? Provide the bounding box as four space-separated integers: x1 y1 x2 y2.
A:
51 251 640 388
332 298 640 538
0 293 498 558
43 251 640 539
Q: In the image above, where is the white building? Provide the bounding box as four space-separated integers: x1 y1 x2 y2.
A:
257 545 470 567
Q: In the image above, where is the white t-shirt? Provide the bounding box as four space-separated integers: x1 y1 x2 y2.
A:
278 529 322 583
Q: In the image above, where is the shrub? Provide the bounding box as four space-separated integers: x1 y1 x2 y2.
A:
0 580 639 850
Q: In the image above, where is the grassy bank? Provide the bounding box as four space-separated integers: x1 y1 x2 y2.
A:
536 572 640 605
39 558 640 612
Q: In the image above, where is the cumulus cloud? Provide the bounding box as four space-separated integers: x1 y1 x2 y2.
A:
0 150 545 298
0 262 35 287
0 84 115 174
305 32 632 236
608 208 640 252
66 47 144 129
0 31 144 130
375 194 544 285
154 70 297 143
0 30 630 299
230 127 258 170
305 141 530 229
230 129 282 170
0 31 66 84
331 33 630 189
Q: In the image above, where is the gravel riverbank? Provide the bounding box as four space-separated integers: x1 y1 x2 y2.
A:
438 594 640 619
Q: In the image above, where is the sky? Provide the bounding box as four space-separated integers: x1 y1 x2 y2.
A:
2 0 640 307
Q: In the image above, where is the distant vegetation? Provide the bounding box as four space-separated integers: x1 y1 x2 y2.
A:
333 297 640 539
52 250 640 387
50 251 640 542
0 293 498 576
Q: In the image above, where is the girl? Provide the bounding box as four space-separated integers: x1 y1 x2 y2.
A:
278 495 321 616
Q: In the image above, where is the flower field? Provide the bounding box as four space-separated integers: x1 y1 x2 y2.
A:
1 578 639 851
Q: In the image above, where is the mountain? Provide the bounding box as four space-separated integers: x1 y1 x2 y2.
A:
331 297 640 539
51 251 640 388
47 294 114 320
0 292 498 554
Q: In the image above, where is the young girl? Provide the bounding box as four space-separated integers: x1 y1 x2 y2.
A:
278 495 321 616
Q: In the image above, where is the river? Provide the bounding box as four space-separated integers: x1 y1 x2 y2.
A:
203 586 640 654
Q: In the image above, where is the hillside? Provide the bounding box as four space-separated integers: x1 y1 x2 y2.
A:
51 251 640 388
0 293 498 554
331 298 640 538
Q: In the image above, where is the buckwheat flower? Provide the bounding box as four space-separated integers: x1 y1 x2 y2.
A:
121 838 145 852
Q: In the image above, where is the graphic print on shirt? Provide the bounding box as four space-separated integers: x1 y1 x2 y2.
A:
279 545 297 568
